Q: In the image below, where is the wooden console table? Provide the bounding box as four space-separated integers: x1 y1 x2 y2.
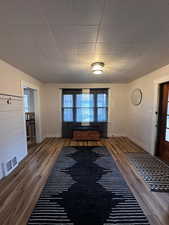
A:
73 127 100 141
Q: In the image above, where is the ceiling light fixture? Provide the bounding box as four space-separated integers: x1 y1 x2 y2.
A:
91 62 104 75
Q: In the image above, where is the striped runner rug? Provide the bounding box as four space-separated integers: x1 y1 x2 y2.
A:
27 146 150 225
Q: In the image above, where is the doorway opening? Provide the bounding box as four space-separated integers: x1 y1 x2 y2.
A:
23 88 37 150
156 82 169 162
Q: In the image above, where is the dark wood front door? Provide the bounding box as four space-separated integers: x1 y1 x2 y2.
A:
157 82 169 161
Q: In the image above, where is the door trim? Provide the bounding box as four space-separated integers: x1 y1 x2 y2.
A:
21 80 42 143
151 76 169 155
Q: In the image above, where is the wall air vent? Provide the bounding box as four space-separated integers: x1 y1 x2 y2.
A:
12 157 17 167
1 156 18 177
6 160 12 172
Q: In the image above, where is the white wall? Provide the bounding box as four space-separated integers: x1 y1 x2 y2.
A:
126 64 169 154
0 60 44 138
42 83 128 138
0 59 44 179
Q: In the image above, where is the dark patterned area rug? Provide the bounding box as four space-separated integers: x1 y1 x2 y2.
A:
27 146 150 225
126 152 169 192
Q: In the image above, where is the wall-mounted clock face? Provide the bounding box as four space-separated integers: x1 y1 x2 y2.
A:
131 88 142 106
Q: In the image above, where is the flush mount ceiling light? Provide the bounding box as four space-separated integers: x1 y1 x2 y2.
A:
91 62 104 75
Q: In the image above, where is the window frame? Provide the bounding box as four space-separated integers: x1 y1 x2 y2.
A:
75 93 95 122
62 89 108 123
62 94 74 122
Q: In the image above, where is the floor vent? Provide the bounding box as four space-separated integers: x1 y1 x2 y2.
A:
1 157 18 177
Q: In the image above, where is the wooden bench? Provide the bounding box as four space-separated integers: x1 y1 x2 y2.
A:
73 127 100 141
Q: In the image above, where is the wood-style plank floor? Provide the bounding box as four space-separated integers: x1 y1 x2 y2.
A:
0 137 168 225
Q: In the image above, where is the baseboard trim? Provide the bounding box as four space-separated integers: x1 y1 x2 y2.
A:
46 134 62 138
126 135 150 154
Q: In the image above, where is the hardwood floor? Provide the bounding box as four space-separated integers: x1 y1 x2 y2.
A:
104 138 167 225
0 138 64 225
0 137 169 225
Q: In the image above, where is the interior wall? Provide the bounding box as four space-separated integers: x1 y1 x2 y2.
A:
42 83 129 138
126 64 169 155
0 59 44 179
0 60 45 138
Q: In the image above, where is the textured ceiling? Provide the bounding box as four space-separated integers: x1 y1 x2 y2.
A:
0 0 169 83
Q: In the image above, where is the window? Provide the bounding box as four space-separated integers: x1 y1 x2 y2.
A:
24 94 29 112
97 93 107 122
76 94 94 122
63 95 73 122
62 89 108 123
165 95 169 141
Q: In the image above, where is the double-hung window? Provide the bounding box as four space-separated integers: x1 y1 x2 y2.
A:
97 93 108 122
63 94 73 122
76 93 94 122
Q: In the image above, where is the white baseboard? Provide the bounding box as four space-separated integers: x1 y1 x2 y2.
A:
126 135 150 153
46 133 61 138
111 132 127 137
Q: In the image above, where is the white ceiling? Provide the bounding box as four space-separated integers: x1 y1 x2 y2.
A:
0 0 169 83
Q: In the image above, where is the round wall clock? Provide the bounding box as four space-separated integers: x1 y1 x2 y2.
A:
131 88 142 106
